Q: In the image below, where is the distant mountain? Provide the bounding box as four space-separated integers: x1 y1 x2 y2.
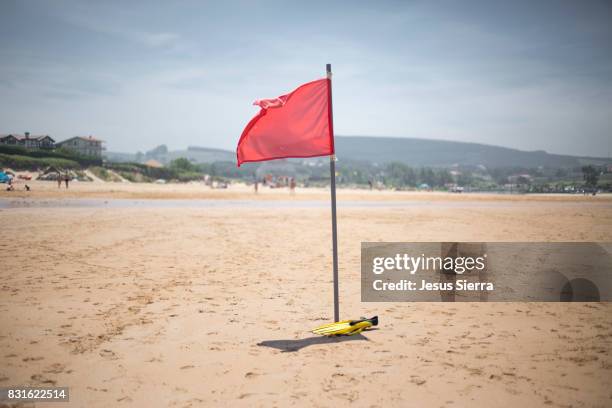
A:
105 145 234 164
334 136 610 168
106 136 611 169
167 146 235 163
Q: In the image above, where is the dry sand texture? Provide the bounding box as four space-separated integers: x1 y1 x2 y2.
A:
1 187 612 407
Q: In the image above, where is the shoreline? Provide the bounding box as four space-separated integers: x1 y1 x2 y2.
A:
2 180 611 202
2 196 612 210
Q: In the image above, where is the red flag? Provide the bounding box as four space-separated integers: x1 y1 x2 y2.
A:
236 78 334 166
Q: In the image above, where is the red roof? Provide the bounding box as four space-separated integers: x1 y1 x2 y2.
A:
0 133 54 141
77 136 103 142
57 136 103 144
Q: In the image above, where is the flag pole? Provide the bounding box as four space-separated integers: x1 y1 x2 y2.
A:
327 63 340 322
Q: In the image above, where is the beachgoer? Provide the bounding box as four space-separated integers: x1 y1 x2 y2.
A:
64 174 70 189
25 184 30 191
57 172 62 188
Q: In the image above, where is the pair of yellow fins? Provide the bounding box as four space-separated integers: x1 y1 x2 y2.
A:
312 316 378 336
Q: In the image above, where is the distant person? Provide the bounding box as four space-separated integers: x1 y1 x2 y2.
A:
289 177 296 194
57 172 62 188
368 180 373 190
254 180 258 194
25 184 30 191
64 173 70 189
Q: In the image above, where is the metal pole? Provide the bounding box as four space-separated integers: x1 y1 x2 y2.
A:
327 63 340 322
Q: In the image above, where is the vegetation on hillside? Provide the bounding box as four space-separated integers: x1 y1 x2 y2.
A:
0 144 102 166
0 153 80 170
235 159 612 192
1 142 610 192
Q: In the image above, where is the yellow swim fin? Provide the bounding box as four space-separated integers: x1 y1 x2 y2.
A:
312 316 378 336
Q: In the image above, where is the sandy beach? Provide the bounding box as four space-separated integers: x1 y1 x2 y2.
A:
1 182 611 407
4 178 612 202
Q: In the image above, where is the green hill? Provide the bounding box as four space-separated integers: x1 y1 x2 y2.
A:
334 136 610 168
106 136 611 169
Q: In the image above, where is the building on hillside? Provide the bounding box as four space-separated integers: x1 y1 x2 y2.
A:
0 134 19 145
0 132 55 149
56 136 104 157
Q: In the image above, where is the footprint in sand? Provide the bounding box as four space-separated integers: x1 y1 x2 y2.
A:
99 349 118 360
410 376 427 386
30 374 56 385
43 363 65 374
22 356 44 362
321 378 336 392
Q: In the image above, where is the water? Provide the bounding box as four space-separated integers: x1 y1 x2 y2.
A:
1 197 609 210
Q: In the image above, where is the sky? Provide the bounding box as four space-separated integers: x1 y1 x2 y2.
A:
0 0 611 157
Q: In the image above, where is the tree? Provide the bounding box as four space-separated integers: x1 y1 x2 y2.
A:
582 165 599 192
457 171 473 187
419 167 436 186
436 169 453 187
169 157 197 172
386 162 416 187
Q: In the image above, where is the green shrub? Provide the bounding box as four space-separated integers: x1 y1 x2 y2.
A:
0 145 101 166
0 153 79 170
105 159 205 182
175 171 203 182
